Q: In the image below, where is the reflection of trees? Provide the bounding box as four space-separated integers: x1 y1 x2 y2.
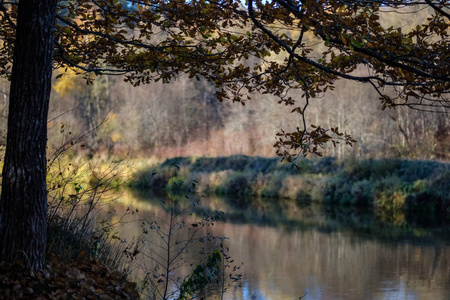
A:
322 205 450 244
104 190 236 298
108 192 450 300
127 188 450 245
217 224 450 300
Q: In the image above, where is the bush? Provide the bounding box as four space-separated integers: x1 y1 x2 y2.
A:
413 179 427 193
397 160 444 182
217 172 254 198
46 154 137 275
249 156 279 173
278 174 316 200
165 176 188 194
342 158 398 181
322 176 353 205
350 179 373 206
261 171 285 198
310 156 337 174
404 171 450 217
190 155 278 174
404 191 441 213
323 177 374 207
160 156 193 168
132 156 450 215
133 168 169 189
310 177 327 203
428 170 450 201
373 176 409 211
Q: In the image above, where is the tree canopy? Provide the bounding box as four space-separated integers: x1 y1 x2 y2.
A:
1 0 448 159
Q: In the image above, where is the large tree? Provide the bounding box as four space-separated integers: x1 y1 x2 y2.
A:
0 0 57 269
0 0 448 269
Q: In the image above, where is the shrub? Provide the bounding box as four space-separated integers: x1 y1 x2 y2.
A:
279 175 316 200
428 170 450 201
138 179 242 299
413 179 427 193
250 172 270 196
323 177 373 206
132 168 169 189
206 170 233 191
376 190 407 212
249 156 278 173
404 191 441 213
350 179 373 206
223 155 257 171
217 172 254 198
310 156 337 174
404 171 450 218
372 175 405 194
160 156 193 168
322 176 352 205
310 177 327 203
398 160 444 182
132 156 450 215
373 176 409 211
165 176 188 194
341 158 398 181
46 154 137 275
261 171 285 198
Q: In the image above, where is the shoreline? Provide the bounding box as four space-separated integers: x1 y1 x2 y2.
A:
132 155 450 217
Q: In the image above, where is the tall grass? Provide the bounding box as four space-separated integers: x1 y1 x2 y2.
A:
46 152 138 277
43 122 139 278
133 156 450 216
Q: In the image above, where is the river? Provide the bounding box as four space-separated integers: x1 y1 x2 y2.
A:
103 188 450 300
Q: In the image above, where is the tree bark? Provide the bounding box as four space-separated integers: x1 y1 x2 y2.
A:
0 0 57 269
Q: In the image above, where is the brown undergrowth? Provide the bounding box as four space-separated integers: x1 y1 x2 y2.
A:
0 253 139 300
0 125 140 299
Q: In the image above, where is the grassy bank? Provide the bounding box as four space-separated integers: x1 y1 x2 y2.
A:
0 153 140 299
0 214 140 300
132 156 450 216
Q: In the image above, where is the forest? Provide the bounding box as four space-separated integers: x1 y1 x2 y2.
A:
0 0 449 299
2 64 448 161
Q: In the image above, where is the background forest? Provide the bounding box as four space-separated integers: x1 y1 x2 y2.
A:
1 71 447 161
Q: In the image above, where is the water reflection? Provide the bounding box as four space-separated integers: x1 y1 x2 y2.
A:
106 189 450 300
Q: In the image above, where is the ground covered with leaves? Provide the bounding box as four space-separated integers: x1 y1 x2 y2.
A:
0 254 139 299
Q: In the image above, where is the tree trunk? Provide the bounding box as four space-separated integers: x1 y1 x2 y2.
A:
0 0 57 270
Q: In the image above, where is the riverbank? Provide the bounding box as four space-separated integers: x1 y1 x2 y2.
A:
0 154 140 299
0 223 140 300
0 255 139 299
0 198 140 299
132 156 450 217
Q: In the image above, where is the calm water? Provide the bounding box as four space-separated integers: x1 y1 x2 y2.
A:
105 189 450 300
